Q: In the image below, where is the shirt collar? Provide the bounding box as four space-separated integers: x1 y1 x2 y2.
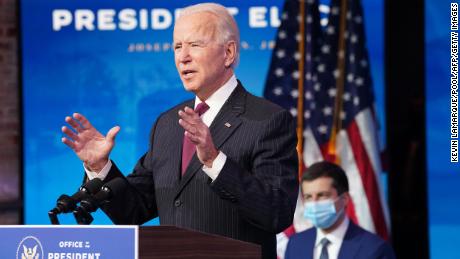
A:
315 216 350 248
194 74 238 109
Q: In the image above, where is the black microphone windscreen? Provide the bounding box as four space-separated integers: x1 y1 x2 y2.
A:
79 177 127 213
103 177 126 195
94 177 126 201
72 178 104 201
82 178 104 193
56 194 75 213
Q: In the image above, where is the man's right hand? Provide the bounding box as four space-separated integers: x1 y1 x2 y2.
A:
61 113 120 172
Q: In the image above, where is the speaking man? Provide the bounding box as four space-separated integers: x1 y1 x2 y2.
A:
61 3 299 258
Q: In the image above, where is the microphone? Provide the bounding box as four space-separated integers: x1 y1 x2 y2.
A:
73 177 126 225
48 178 103 224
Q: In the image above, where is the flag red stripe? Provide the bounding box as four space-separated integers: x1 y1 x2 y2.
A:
283 225 297 238
347 120 389 240
319 144 337 163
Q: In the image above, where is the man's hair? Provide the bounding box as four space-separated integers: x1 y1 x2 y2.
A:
177 2 240 67
301 161 349 195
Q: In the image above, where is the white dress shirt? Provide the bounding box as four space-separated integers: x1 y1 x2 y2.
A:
313 217 350 259
85 74 238 181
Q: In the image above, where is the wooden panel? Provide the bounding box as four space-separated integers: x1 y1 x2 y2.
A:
139 226 260 259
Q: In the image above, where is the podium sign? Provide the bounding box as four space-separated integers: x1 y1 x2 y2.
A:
0 225 138 259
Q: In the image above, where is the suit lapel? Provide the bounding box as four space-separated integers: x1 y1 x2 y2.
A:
305 230 316 259
174 83 246 198
208 84 245 149
338 221 362 259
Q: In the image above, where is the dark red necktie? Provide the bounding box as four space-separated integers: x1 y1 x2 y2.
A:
181 102 209 175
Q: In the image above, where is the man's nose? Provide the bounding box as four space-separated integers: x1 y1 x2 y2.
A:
311 197 320 202
310 195 322 202
178 46 192 63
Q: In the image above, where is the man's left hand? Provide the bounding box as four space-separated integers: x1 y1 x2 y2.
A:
178 107 218 167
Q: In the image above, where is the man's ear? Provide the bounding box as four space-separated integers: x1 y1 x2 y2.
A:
342 192 350 207
224 41 237 68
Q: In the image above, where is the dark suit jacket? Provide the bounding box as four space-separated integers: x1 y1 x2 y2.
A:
285 221 396 259
100 83 299 259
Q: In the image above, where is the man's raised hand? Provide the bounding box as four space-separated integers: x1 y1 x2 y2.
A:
61 113 120 172
178 107 218 168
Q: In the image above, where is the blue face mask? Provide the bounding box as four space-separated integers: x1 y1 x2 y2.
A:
303 197 344 229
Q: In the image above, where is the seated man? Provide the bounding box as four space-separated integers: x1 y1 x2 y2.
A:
285 161 396 259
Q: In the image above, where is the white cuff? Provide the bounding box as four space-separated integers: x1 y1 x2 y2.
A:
202 151 227 181
84 160 112 181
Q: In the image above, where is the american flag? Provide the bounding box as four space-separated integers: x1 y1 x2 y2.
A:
264 0 390 257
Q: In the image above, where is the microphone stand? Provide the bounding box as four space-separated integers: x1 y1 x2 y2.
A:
48 208 60 225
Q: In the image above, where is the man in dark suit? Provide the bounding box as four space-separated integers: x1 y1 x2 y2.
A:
61 3 298 259
285 161 395 259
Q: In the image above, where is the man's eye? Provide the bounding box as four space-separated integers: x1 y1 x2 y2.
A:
318 194 331 199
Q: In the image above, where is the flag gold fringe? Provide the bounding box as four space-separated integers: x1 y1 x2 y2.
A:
328 0 348 165
297 0 306 179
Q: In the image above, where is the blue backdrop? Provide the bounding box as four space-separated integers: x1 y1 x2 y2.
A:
425 1 460 258
19 0 385 235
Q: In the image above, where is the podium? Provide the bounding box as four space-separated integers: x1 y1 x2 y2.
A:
0 225 261 259
140 226 261 258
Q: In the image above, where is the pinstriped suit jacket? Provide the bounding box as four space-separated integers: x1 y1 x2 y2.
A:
101 83 299 259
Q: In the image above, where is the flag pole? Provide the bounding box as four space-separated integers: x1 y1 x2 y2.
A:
297 0 306 179
328 0 348 164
